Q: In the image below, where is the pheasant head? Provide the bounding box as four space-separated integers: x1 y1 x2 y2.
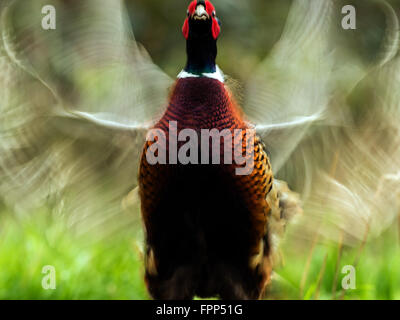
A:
182 1 221 74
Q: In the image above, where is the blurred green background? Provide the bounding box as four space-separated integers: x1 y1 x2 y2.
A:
1 205 399 300
1 0 400 300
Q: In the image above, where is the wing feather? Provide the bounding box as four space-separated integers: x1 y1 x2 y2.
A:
245 0 400 245
0 0 172 239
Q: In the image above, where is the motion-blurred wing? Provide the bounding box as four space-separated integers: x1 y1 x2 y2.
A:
0 0 172 239
244 0 334 173
295 55 400 245
244 0 400 245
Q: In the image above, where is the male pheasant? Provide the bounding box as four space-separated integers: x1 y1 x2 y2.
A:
139 0 275 300
3 0 399 302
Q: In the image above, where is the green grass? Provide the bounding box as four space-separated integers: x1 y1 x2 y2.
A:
0 210 148 300
0 208 399 300
270 223 400 300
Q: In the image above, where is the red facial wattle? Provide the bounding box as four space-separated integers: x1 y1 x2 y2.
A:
182 0 221 40
182 19 189 40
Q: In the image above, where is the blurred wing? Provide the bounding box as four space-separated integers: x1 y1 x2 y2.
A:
2 0 172 126
282 0 400 245
245 0 400 245
295 55 400 245
244 0 334 172
0 0 172 239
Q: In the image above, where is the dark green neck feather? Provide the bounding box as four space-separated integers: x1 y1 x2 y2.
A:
184 22 217 74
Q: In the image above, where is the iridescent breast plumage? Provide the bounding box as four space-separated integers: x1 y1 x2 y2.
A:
139 76 274 299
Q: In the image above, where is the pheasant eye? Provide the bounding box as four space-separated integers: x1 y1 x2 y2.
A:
212 11 216 17
187 10 190 17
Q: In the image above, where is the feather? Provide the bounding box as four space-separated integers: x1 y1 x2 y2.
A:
0 0 171 239
254 0 400 245
246 0 334 173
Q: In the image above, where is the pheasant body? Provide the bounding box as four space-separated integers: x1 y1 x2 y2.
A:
139 76 274 299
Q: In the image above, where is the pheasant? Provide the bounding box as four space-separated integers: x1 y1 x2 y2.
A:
1 0 400 301
138 0 297 300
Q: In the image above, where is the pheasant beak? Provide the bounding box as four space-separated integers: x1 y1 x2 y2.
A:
192 4 210 20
